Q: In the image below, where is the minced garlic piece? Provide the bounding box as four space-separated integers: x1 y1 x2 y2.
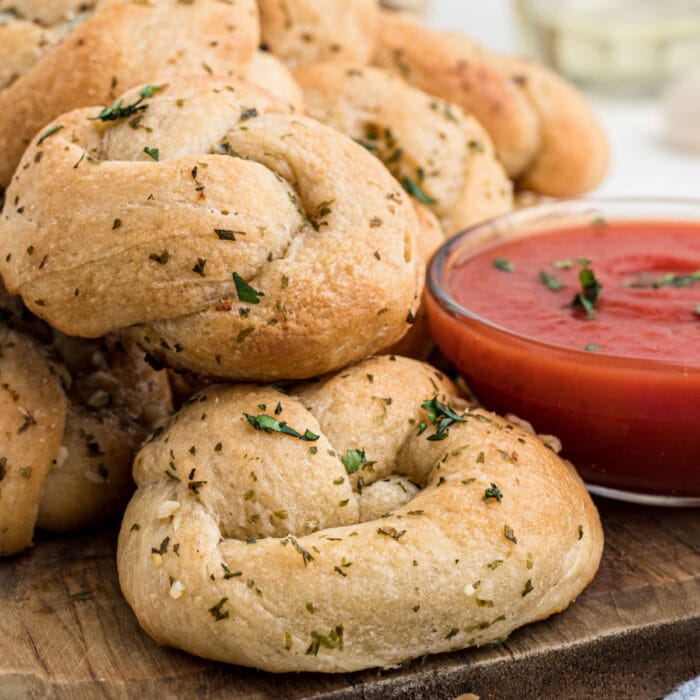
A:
169 580 185 599
157 500 181 519
54 445 69 469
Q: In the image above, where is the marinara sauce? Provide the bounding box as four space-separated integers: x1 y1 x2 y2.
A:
427 216 700 500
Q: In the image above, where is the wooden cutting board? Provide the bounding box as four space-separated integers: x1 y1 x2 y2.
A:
1 497 698 700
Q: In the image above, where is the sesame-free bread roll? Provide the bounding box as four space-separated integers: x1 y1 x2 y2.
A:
0 284 172 556
0 77 423 381
258 0 379 69
373 12 608 196
0 0 260 187
0 0 89 91
295 62 513 235
118 356 603 672
0 326 66 556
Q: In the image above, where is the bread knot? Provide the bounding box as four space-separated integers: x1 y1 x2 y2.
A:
295 62 513 235
0 283 172 556
0 78 423 380
118 356 603 672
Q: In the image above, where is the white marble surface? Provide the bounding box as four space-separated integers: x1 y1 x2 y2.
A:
425 0 700 199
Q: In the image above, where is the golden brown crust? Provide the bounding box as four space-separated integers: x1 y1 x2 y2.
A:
0 0 91 90
259 0 379 69
243 50 305 112
294 62 513 235
373 12 539 178
0 77 423 381
497 56 610 196
0 284 172 554
0 327 66 556
0 0 93 27
385 203 443 359
118 356 603 673
293 62 514 359
0 0 260 186
373 12 608 195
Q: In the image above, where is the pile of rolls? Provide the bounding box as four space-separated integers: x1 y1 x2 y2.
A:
0 0 605 673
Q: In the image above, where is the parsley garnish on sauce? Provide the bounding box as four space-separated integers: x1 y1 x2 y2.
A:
494 258 514 273
143 146 159 161
626 270 700 289
233 272 265 304
539 270 564 291
571 265 602 320
244 413 319 442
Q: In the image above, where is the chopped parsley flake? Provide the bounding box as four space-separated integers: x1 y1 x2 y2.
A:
420 396 466 441
37 125 63 145
539 270 564 291
244 413 319 442
494 258 514 272
627 270 700 289
221 563 242 579
305 625 344 656
233 272 265 304
208 597 229 621
341 449 366 474
90 84 162 122
483 483 503 503
571 265 602 320
402 177 436 205
377 526 406 541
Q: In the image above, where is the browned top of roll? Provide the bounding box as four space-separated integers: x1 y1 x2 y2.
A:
0 0 261 187
373 11 608 196
259 0 379 69
0 77 423 381
295 62 513 235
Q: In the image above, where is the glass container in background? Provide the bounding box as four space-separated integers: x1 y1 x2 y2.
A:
515 0 700 95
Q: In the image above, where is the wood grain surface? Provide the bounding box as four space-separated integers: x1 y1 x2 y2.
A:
1 498 698 700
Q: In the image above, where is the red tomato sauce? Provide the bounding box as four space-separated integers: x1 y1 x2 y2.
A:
427 220 700 498
449 221 700 363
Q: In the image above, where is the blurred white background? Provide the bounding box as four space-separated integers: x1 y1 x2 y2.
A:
424 0 700 198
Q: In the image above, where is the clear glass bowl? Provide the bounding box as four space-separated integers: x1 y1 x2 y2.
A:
516 0 700 95
426 198 700 506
